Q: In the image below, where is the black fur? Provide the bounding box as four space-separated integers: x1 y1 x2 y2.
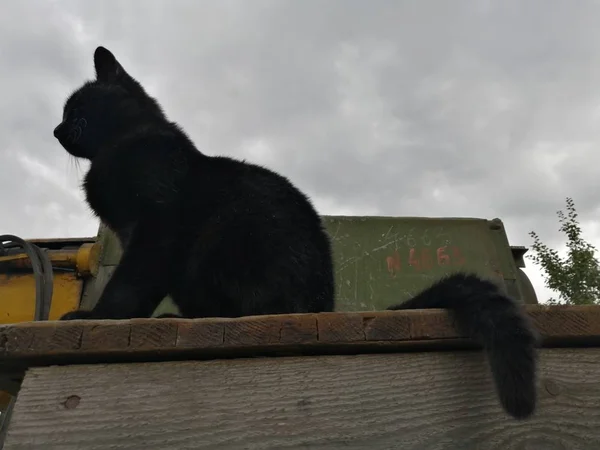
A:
54 46 335 320
154 313 183 319
54 46 537 420
387 272 538 420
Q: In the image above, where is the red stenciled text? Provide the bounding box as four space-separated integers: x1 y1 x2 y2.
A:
386 246 466 276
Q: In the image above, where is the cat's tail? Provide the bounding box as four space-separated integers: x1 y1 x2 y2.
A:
386 272 539 420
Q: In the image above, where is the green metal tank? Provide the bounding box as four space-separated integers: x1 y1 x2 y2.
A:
322 216 538 310
79 215 538 316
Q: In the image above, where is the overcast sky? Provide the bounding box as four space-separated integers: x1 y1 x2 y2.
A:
2 0 600 303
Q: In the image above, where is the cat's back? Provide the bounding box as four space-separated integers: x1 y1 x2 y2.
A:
198 155 322 223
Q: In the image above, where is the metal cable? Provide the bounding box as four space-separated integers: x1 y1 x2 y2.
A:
0 235 54 321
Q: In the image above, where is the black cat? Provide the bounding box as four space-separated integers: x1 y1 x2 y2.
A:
54 47 537 420
54 46 335 319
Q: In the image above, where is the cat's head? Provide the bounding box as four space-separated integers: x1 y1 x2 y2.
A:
53 46 166 159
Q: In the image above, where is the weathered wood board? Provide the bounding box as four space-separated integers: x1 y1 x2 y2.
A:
1 305 599 449
0 305 599 368
4 349 600 450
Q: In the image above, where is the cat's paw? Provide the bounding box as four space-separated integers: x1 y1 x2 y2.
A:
60 310 97 320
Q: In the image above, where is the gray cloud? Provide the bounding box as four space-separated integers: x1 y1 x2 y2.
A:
2 0 600 301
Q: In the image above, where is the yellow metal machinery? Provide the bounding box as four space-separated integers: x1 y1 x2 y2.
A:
0 237 98 324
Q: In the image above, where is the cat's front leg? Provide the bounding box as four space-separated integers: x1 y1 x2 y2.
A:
116 224 135 250
60 223 174 320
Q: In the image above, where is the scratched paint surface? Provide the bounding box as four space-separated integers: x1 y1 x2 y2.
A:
89 216 520 314
322 216 518 311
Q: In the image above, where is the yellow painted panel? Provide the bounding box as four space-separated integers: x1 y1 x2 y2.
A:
0 272 82 324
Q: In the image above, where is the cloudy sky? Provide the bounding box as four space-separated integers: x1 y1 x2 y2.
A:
2 0 600 303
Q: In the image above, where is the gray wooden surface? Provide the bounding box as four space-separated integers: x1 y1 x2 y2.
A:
4 348 600 449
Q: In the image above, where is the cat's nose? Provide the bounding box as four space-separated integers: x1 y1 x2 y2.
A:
53 123 65 139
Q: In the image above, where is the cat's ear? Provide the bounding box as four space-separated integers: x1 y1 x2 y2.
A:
94 46 125 83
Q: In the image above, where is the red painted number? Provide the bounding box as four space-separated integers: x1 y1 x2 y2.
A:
437 246 450 265
386 250 401 276
408 248 420 270
451 246 466 266
386 245 467 276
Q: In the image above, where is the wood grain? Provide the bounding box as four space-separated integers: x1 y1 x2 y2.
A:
0 305 599 368
4 348 600 449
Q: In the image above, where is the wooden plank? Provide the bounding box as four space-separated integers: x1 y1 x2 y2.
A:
3 348 600 449
0 305 599 368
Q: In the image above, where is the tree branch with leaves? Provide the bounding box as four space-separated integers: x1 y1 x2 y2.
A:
528 197 600 305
